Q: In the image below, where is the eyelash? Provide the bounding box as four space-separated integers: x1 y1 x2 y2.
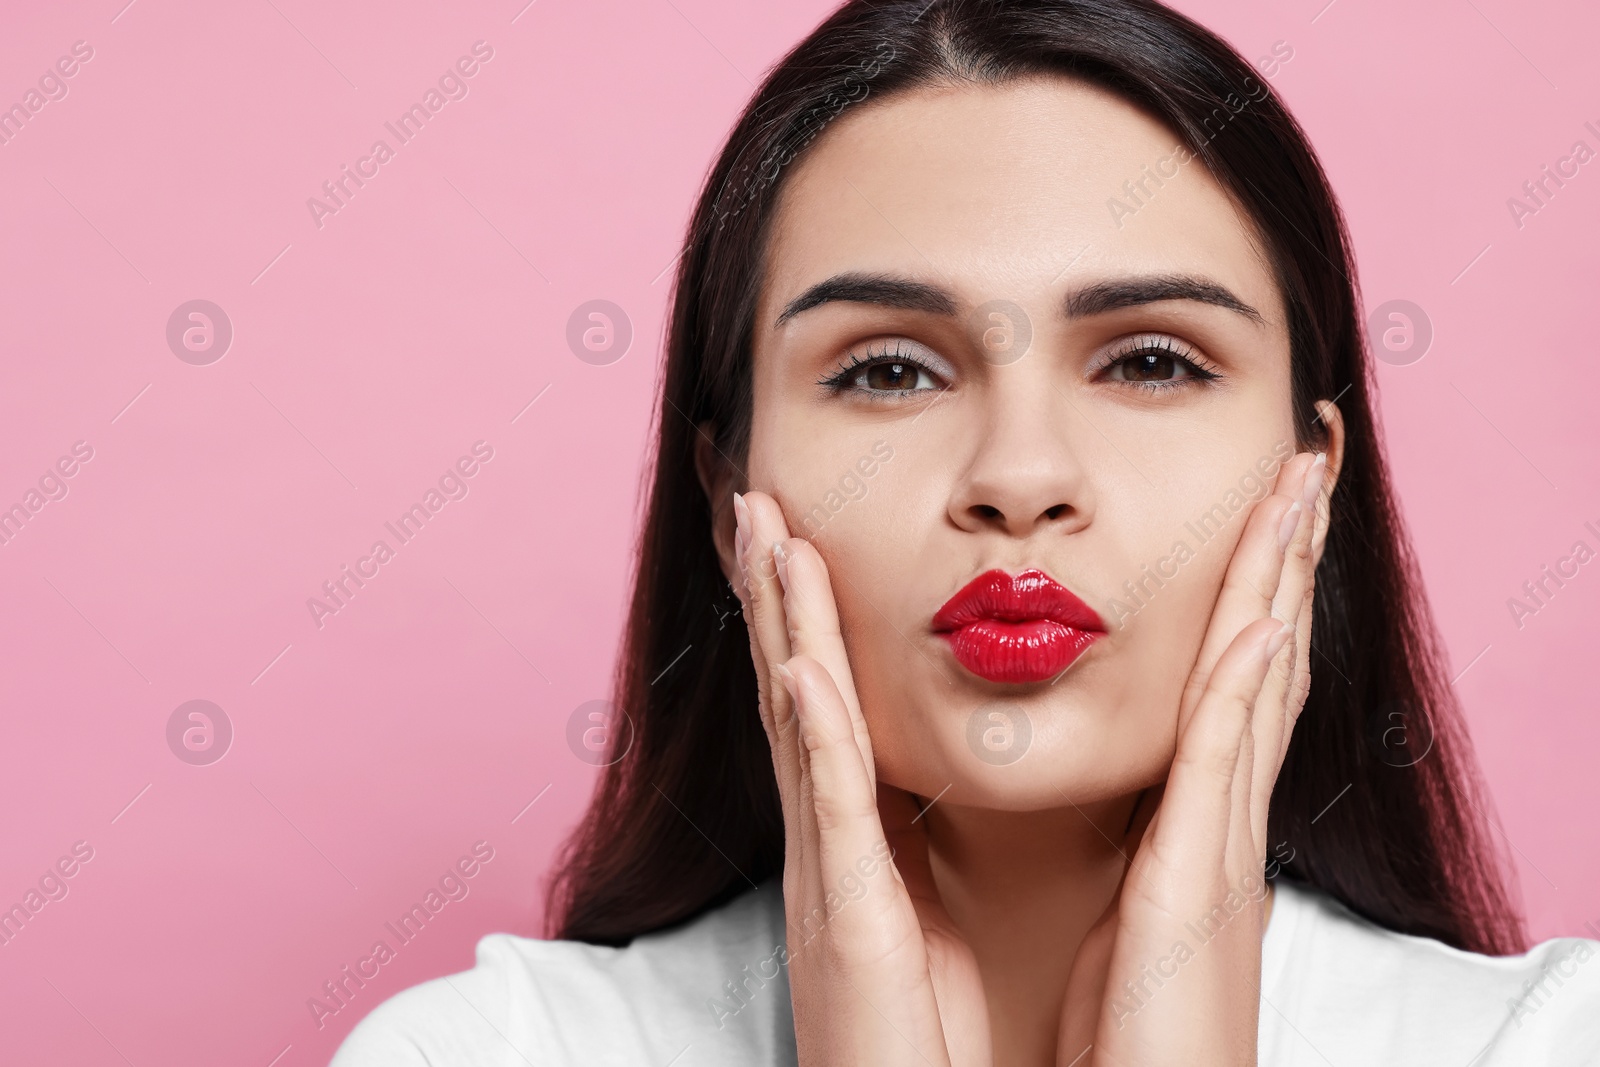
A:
1095 334 1223 393
817 335 1223 398
818 339 942 399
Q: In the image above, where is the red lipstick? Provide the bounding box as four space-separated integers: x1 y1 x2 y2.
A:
932 568 1105 683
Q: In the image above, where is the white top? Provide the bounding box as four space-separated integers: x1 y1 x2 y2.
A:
329 877 1600 1066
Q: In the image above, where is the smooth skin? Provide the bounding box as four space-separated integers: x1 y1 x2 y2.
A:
697 74 1346 1065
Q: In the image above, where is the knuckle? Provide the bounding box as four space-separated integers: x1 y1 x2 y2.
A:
1174 735 1241 783
1271 632 1297 679
1224 683 1258 724
812 792 873 836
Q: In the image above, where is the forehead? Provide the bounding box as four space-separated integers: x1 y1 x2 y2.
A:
758 74 1280 328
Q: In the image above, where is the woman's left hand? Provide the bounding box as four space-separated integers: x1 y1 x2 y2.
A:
1057 447 1330 1066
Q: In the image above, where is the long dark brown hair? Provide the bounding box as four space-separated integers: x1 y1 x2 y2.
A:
545 0 1528 956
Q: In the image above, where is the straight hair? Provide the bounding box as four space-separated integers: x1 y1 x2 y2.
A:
544 0 1528 957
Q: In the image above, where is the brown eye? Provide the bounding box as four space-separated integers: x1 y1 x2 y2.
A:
1119 353 1182 381
864 361 922 390
1098 336 1220 392
821 346 946 397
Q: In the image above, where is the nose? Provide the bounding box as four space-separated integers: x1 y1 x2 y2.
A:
947 376 1096 538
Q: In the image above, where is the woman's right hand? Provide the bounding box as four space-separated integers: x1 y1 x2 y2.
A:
733 490 992 1067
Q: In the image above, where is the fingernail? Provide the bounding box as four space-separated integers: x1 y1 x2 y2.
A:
774 661 801 713
1301 453 1326 510
772 539 791 592
1277 501 1302 553
733 492 751 557
1263 621 1293 664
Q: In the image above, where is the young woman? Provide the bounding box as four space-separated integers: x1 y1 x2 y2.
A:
332 0 1600 1063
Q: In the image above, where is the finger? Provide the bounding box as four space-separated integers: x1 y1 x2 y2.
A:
734 492 804 854
775 536 874 793
1293 442 1334 730
1286 573 1316 742
1157 615 1290 873
1249 453 1324 839
739 491 796 695
878 784 941 914
779 656 904 947
1177 452 1314 733
1308 407 1337 566
1109 782 1165 902
785 655 879 841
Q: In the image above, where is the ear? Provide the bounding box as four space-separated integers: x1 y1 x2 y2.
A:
1308 399 1346 568
694 422 742 591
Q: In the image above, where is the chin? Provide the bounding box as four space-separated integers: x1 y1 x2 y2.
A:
875 700 1171 811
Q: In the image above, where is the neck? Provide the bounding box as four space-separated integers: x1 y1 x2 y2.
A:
922 794 1138 1067
919 796 1278 1066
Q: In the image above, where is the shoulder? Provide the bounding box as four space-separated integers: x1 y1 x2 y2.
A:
329 879 795 1067
1260 878 1600 1066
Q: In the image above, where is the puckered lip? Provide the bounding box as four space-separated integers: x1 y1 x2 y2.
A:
931 567 1106 633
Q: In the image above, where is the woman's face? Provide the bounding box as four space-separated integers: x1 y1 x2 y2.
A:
722 75 1339 809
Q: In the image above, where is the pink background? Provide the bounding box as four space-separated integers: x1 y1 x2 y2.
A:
0 0 1595 1063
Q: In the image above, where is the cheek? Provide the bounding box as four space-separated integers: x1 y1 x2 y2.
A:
791 478 937 737
1096 454 1279 711
1109 475 1275 712
750 401 896 538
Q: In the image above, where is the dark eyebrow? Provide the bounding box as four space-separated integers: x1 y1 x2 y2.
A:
1063 274 1264 326
774 270 1263 328
775 272 958 328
